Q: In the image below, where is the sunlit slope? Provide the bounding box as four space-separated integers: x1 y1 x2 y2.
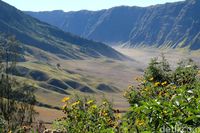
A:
0 0 126 60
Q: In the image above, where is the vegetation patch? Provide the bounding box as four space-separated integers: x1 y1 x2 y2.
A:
28 70 50 81
53 96 121 133
64 80 83 89
96 83 115 92
123 56 200 132
47 78 71 90
12 66 30 76
64 80 94 93
39 83 70 95
79 86 95 93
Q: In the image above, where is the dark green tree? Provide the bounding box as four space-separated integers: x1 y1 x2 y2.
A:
144 54 172 83
0 35 37 132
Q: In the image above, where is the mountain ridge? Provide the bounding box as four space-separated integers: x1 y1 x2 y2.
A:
26 0 200 50
0 0 126 60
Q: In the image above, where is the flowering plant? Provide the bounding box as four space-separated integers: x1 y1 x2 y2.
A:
53 95 121 133
123 57 200 132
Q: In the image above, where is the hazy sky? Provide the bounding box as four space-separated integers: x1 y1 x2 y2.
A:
2 0 184 12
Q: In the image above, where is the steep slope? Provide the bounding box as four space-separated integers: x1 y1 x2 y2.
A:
128 0 200 50
26 0 200 50
26 7 145 44
0 0 126 60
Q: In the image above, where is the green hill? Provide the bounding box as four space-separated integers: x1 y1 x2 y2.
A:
0 0 128 111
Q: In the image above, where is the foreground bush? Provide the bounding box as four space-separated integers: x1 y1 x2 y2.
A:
0 116 5 132
124 57 200 132
0 36 37 132
53 96 121 133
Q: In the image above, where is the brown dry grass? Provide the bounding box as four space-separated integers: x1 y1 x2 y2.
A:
31 48 200 123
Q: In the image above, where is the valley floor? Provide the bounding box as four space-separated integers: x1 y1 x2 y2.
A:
34 47 200 125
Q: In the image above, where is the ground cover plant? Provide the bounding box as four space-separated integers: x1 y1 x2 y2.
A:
123 56 200 132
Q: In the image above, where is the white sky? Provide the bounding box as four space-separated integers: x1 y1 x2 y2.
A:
2 0 185 12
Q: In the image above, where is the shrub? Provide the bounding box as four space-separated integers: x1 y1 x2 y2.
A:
0 36 37 132
53 95 121 133
124 57 200 132
0 116 5 132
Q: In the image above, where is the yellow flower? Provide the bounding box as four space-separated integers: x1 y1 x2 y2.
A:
161 81 167 86
135 77 140 81
87 100 94 105
172 85 177 89
135 119 145 126
62 97 70 102
154 82 160 87
103 112 108 116
62 104 67 110
101 110 108 116
144 87 149 91
149 77 154 81
123 91 127 97
91 105 97 109
158 91 162 96
128 85 133 89
115 113 121 119
198 70 200 75
163 110 167 114
71 101 80 107
142 80 147 84
102 101 108 105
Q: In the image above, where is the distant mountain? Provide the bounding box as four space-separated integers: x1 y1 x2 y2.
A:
0 0 126 60
26 0 200 50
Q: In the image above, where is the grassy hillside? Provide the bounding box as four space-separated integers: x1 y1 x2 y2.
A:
0 0 126 60
0 0 130 124
19 48 199 123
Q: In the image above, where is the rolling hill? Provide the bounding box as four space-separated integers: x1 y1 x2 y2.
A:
0 0 126 60
0 0 131 112
26 0 200 50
